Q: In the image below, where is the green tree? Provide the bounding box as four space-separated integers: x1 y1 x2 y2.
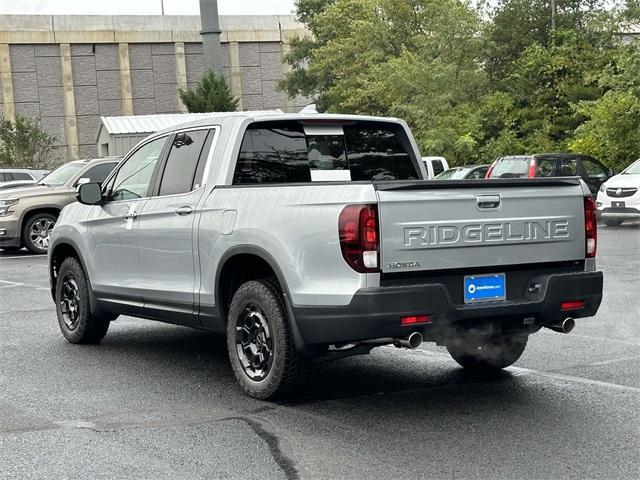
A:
485 0 609 82
282 0 487 164
0 115 56 168
179 70 238 113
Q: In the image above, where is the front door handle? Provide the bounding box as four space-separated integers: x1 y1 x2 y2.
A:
175 205 194 216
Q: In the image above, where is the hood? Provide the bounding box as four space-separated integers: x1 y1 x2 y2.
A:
0 184 71 200
603 173 640 189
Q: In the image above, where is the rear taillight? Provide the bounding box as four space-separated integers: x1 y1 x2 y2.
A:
584 196 597 258
485 161 496 178
338 204 380 273
528 158 537 178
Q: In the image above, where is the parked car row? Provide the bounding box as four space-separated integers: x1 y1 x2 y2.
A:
0 168 49 190
0 158 120 253
432 152 639 226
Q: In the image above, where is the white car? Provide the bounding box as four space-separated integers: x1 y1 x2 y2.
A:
422 156 449 179
596 159 640 226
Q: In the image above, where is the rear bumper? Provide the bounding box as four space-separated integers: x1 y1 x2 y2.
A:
292 271 603 345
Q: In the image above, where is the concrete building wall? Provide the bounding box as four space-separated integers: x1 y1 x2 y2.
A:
0 15 311 164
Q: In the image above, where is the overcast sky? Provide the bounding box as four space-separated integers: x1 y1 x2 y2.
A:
0 0 297 16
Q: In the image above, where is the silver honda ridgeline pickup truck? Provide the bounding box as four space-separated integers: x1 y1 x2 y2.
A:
49 113 603 399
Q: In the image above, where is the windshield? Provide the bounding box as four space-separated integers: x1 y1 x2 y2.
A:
39 162 84 186
623 159 640 175
435 168 467 180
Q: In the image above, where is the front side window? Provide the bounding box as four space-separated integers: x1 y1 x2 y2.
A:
581 158 607 178
79 162 118 185
431 160 445 176
110 138 166 201
158 130 210 196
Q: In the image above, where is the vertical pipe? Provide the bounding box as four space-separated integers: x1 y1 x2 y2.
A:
551 0 556 31
199 0 224 74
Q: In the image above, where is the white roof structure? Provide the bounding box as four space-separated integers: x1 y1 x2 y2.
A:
95 111 285 157
96 113 223 140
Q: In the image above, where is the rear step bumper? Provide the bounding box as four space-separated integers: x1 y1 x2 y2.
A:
291 271 603 345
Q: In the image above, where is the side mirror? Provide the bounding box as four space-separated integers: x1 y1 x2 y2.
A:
77 182 103 206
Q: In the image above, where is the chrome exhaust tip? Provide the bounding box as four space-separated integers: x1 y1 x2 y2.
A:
395 332 423 349
545 318 575 334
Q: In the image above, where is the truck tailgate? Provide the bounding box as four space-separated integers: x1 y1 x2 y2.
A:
375 179 586 273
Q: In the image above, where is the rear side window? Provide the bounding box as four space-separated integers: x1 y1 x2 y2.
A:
536 158 557 177
0 173 10 181
233 121 418 185
491 157 529 178
233 124 310 185
12 172 32 181
158 130 210 196
554 158 576 176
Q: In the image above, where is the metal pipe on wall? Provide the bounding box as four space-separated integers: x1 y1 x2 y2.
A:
199 0 224 74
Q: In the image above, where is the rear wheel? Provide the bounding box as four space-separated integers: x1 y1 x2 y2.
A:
226 279 307 400
604 218 623 227
23 213 57 254
447 333 528 371
55 257 110 344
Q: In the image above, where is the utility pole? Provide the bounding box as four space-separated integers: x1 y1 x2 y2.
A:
199 0 224 74
551 0 556 31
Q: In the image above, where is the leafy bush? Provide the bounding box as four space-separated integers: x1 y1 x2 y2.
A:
179 70 239 113
0 115 56 168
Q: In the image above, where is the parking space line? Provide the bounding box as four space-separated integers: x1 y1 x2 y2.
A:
509 366 640 394
0 280 24 288
571 333 640 347
408 348 640 394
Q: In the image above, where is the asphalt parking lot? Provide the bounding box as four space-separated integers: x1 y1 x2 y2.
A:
0 223 638 480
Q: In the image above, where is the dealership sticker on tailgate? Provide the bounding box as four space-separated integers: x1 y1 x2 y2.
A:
464 273 506 304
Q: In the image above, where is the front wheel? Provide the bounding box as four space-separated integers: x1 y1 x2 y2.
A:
23 213 56 254
55 257 110 344
447 333 528 371
226 279 307 400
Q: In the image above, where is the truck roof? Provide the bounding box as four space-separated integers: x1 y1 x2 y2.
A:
154 112 405 136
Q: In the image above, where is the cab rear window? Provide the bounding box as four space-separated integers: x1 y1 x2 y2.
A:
233 120 419 185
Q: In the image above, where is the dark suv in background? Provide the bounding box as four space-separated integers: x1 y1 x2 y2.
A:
486 154 612 194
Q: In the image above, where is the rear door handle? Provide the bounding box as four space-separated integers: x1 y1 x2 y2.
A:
175 205 194 216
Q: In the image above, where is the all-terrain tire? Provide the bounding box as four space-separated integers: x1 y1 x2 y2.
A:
447 333 528 371
226 279 307 400
55 257 110 344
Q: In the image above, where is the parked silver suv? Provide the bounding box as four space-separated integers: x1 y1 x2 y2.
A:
49 113 602 399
